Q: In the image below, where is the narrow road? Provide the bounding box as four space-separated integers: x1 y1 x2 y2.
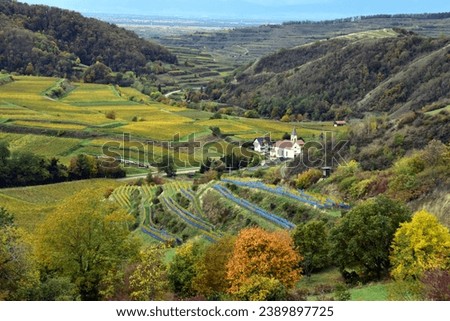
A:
117 167 199 182
164 90 182 98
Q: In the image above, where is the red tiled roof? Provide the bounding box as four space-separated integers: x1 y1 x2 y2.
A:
275 140 305 150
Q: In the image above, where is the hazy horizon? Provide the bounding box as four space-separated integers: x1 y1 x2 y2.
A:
20 0 450 22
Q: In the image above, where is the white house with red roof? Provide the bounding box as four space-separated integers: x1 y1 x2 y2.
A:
270 128 305 159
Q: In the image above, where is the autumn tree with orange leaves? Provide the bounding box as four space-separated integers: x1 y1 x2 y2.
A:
227 227 302 297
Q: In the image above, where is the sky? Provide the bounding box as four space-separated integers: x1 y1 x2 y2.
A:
20 0 450 21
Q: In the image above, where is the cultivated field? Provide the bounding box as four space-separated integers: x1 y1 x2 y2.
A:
0 76 345 167
0 179 120 231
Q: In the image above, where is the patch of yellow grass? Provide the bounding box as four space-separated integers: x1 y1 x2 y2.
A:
61 83 124 103
13 120 86 131
119 87 151 102
120 119 204 140
0 76 81 113
197 119 253 133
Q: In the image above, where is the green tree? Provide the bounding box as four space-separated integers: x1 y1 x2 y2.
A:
34 189 139 300
129 245 170 301
330 196 411 282
8 151 51 186
293 220 331 277
25 62 34 75
0 141 10 165
36 276 79 301
157 155 176 177
209 126 222 137
0 209 39 300
390 210 450 281
47 157 68 183
68 154 98 179
282 132 291 140
0 207 14 227
168 239 203 298
83 62 112 84
192 236 235 299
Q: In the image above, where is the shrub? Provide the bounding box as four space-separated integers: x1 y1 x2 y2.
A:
244 110 259 118
281 115 290 122
105 110 116 120
334 284 351 301
210 112 222 119
233 275 287 301
296 168 323 189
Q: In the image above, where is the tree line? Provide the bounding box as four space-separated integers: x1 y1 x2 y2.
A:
0 142 125 188
283 12 450 25
1 191 448 301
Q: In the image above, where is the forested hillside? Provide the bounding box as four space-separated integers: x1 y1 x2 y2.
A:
213 29 450 120
0 0 177 77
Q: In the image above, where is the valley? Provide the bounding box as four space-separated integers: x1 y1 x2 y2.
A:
0 1 449 303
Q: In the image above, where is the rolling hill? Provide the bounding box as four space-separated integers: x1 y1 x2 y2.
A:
0 0 177 77
215 29 450 121
155 13 450 66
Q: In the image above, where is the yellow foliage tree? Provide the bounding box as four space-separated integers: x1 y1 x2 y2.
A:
33 188 139 300
390 210 450 280
129 245 170 301
234 275 286 301
296 168 323 189
0 225 39 300
227 227 302 294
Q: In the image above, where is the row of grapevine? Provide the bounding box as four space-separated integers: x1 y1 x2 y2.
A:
161 196 222 241
161 196 214 232
140 184 156 201
112 185 140 208
141 226 180 244
222 179 350 210
173 181 191 190
112 185 182 243
213 184 295 229
179 188 204 217
142 202 181 243
163 181 191 198
197 180 217 196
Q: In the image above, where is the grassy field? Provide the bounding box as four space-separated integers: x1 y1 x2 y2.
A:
425 105 450 115
297 268 390 301
0 76 344 167
349 283 389 301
